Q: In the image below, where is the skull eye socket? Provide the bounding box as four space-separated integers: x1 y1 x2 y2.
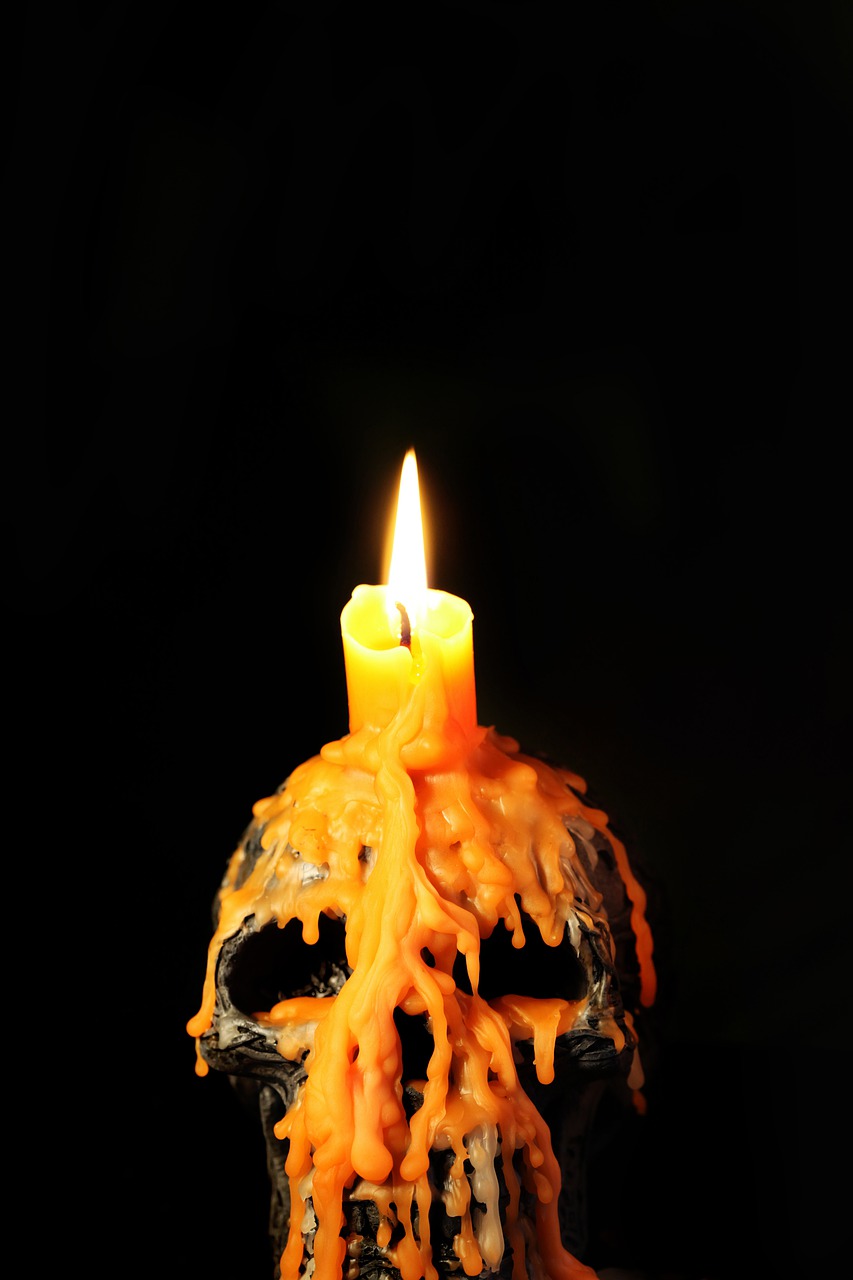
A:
453 909 587 1002
224 913 350 1016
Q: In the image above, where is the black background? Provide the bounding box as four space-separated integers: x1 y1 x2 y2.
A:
7 4 851 1278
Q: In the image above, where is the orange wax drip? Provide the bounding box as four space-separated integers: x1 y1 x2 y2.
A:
187 594 655 1280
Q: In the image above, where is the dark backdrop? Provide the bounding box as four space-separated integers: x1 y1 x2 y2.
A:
8 5 850 1278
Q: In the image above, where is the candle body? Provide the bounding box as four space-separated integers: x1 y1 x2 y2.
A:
341 583 477 768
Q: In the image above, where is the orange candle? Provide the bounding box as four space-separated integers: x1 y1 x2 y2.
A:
340 450 477 768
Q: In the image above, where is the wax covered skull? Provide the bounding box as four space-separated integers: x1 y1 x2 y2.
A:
187 722 656 1280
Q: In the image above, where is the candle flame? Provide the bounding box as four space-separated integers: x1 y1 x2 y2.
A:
387 448 428 636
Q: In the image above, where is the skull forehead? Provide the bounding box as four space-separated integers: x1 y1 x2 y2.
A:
216 737 601 952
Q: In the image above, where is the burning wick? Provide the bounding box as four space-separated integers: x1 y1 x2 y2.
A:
387 449 426 651
396 602 412 648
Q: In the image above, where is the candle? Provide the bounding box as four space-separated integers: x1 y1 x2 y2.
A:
340 450 477 767
188 450 656 1280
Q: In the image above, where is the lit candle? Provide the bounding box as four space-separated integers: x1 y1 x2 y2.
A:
340 449 478 767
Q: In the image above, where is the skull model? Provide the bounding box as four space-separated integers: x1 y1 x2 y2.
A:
188 721 656 1280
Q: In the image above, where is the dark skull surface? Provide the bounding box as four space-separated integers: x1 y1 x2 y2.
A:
188 727 656 1280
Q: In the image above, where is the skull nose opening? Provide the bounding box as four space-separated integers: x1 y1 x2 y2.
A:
394 1007 434 1087
226 912 351 1015
452 904 587 1002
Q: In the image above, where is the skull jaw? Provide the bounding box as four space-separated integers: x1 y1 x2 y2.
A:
201 1023 636 1280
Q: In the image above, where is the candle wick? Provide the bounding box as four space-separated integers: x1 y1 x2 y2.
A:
396 602 412 648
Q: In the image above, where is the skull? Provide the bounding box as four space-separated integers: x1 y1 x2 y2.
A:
188 727 655 1280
